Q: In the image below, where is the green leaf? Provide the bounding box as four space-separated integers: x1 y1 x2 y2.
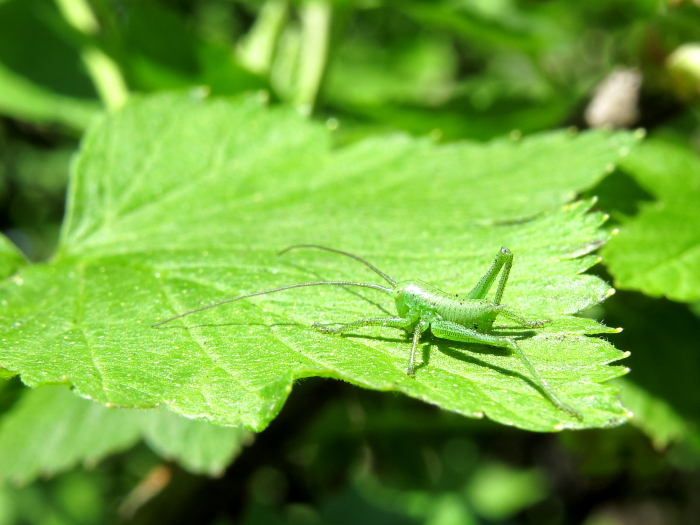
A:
594 291 700 445
0 62 101 129
0 142 74 261
466 462 547 520
616 378 687 450
0 236 25 378
0 384 140 485
603 139 700 302
0 0 96 99
0 384 247 483
321 6 574 142
402 3 544 52
0 93 637 432
140 403 249 476
0 233 25 280
323 33 458 107
0 0 101 129
329 97 573 144
96 2 268 96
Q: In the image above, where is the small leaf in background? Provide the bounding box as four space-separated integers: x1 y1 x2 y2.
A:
584 139 700 450
0 233 25 280
0 1 95 99
0 142 75 261
616 378 687 450
0 384 247 484
94 1 268 97
466 462 547 521
141 403 249 476
0 384 142 485
0 0 101 129
0 63 101 130
322 6 571 142
595 290 700 448
0 94 636 432
0 235 24 377
603 139 700 302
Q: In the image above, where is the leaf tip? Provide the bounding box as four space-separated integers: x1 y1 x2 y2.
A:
622 351 631 358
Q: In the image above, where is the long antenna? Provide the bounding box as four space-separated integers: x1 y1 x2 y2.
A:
279 244 397 286
152 281 393 327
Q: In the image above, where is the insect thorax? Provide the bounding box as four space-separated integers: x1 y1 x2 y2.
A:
393 280 501 330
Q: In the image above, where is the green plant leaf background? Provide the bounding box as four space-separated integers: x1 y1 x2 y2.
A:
0 94 638 432
0 382 247 483
603 139 700 302
0 233 25 280
0 63 101 130
0 0 101 129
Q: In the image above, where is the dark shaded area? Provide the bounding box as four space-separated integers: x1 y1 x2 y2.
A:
584 169 656 223
119 378 697 525
0 0 97 99
602 290 700 421
0 117 73 260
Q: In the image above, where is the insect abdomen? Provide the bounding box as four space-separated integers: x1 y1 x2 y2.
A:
434 295 495 325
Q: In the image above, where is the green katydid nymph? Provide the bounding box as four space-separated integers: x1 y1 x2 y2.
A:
153 245 582 419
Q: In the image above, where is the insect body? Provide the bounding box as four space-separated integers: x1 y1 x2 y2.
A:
153 245 581 419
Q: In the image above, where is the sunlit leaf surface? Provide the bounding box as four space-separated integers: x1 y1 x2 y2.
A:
0 94 638 432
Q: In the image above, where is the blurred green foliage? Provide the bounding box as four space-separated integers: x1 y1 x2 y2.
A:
1 0 700 524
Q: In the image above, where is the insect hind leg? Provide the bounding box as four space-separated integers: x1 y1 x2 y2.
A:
430 320 582 419
498 308 552 328
466 248 513 305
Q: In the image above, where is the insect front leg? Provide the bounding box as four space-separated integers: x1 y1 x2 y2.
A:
466 248 513 305
430 319 582 419
408 320 430 376
314 316 429 376
313 317 413 335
